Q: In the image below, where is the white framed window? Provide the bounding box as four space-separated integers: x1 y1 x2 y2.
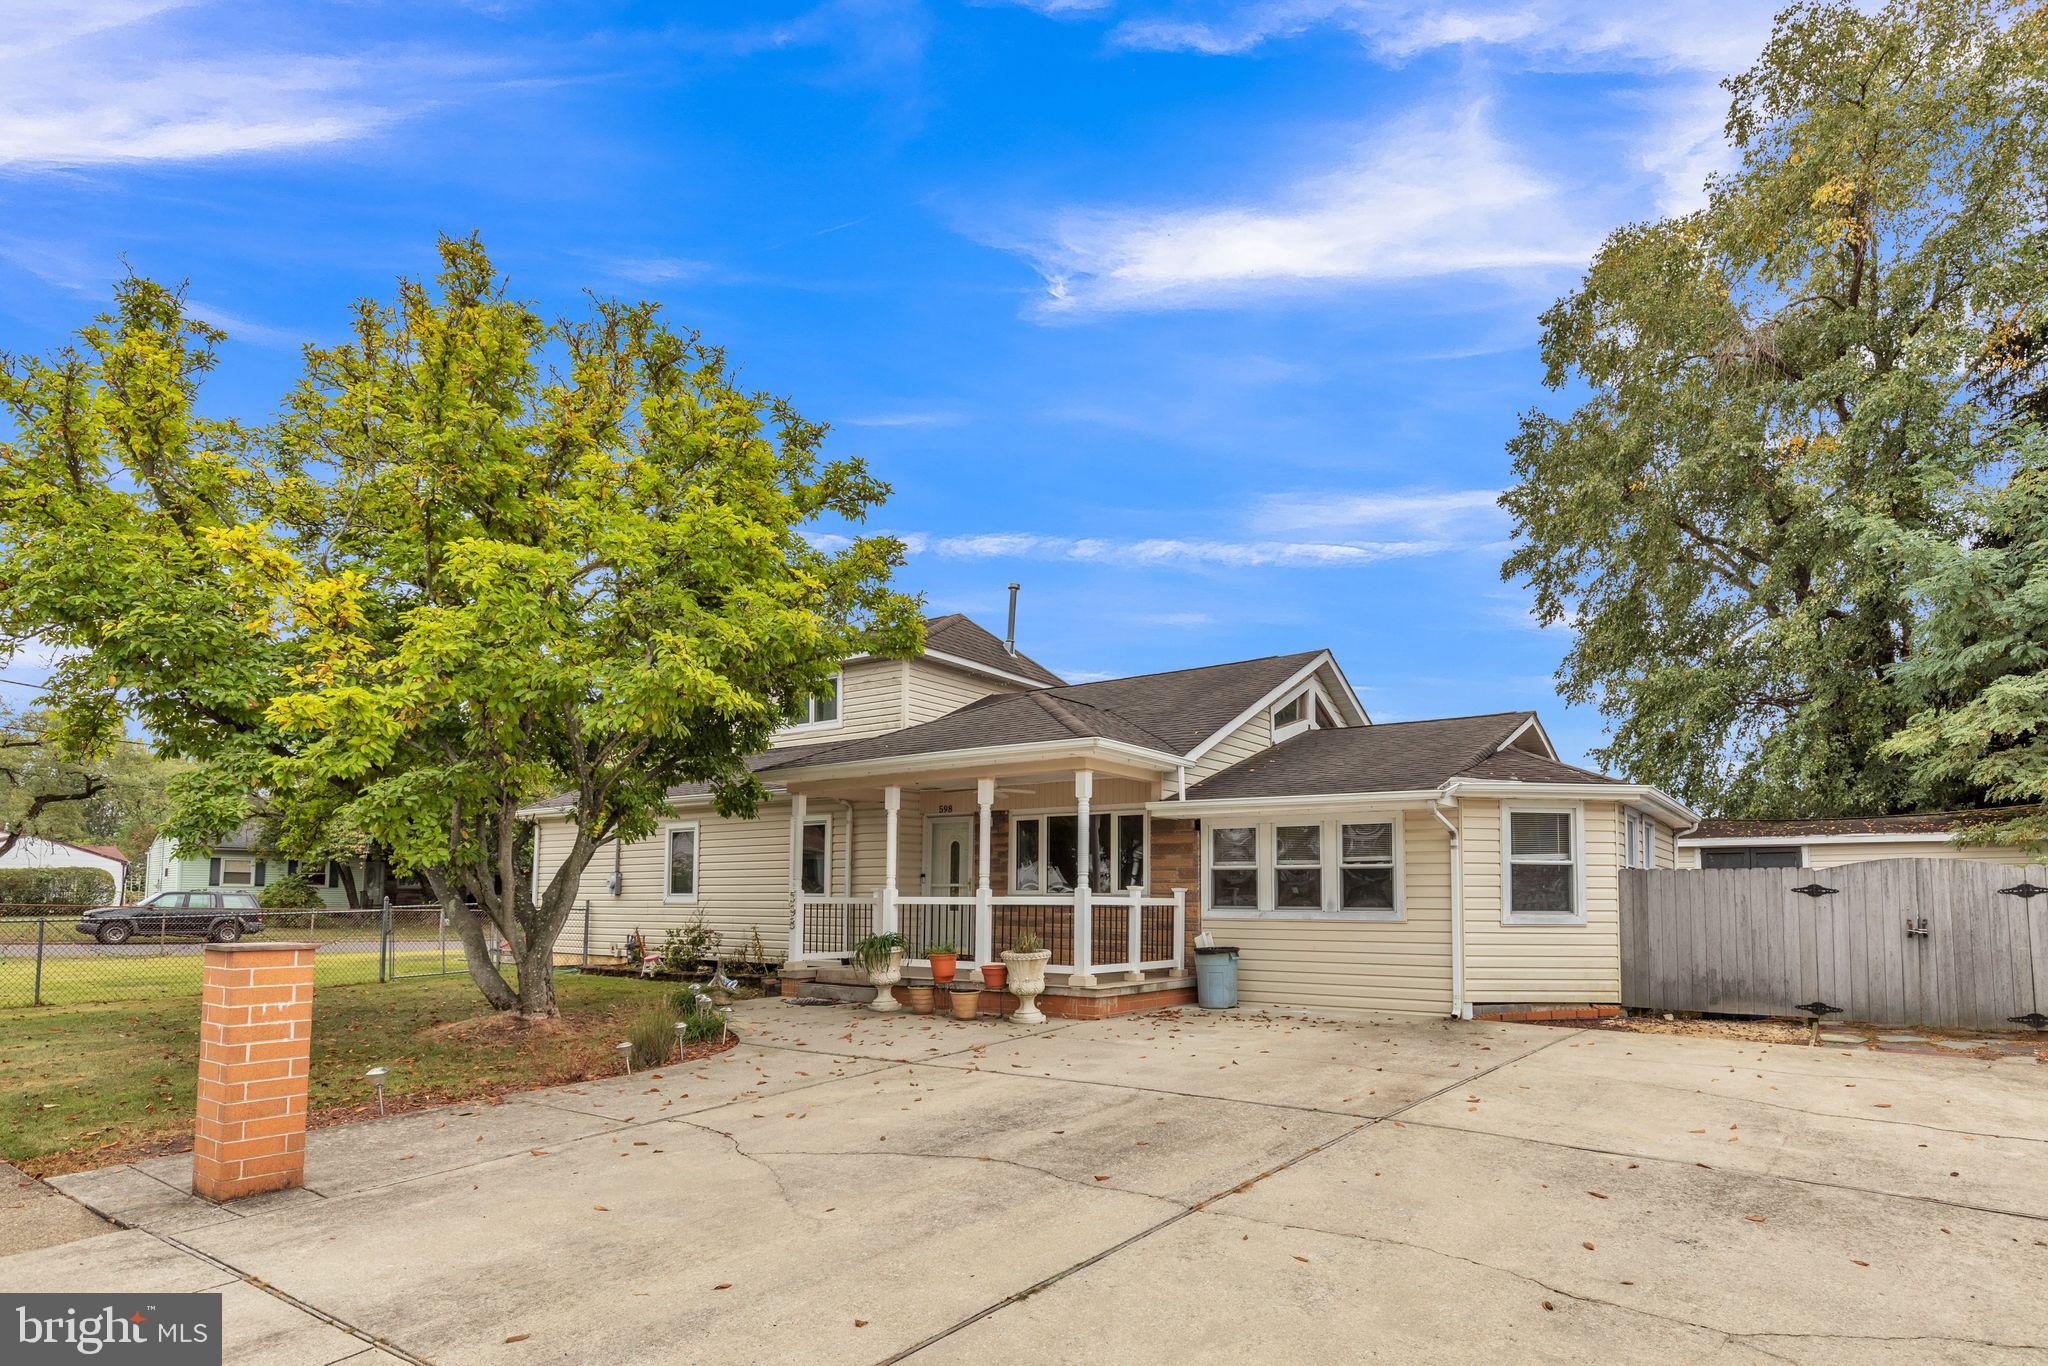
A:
1273 823 1322 909
1503 805 1584 924
1270 686 1324 741
217 856 254 887
665 823 700 902
1339 821 1397 913
1625 812 1656 870
788 674 842 731
1202 814 1404 920
1207 825 1259 910
801 818 830 896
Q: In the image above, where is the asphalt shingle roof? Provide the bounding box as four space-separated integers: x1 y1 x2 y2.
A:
922 613 1065 687
1685 808 2040 840
759 650 1329 771
1180 711 1590 800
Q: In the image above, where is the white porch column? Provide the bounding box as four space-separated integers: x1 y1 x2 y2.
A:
1072 770 1094 987
974 778 994 975
881 785 901 935
788 792 807 962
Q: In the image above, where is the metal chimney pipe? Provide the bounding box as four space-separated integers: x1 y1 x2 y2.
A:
1004 583 1020 656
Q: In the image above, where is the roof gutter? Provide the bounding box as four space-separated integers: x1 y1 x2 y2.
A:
1432 796 1467 1020
1439 778 1698 828
1144 789 1443 816
766 736 1183 785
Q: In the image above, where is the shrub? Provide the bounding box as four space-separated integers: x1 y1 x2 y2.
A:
679 1009 727 1045
0 867 120 906
658 914 721 973
627 1006 681 1068
258 875 322 910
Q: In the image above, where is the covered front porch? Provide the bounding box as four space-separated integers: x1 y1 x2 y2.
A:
777 748 1196 1000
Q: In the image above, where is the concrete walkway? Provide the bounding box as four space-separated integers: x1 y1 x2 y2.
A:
9 1001 2046 1364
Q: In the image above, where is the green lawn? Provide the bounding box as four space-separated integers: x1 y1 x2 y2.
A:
0 973 680 1173
0 946 472 1009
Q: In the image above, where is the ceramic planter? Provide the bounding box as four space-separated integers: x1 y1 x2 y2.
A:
946 984 981 1020
903 982 935 1015
1000 949 1052 1024
928 952 959 985
979 962 1008 993
866 947 905 1013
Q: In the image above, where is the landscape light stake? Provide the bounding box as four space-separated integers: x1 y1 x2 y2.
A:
365 1066 388 1116
616 1041 634 1075
1795 1001 1841 1047
675 1019 688 1063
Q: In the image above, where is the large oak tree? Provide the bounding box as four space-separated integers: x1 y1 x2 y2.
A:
1502 0 2048 817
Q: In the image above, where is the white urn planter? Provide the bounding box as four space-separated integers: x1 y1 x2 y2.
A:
1000 948 1052 1024
865 947 905 1013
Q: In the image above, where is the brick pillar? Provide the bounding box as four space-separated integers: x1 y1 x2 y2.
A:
194 942 316 1203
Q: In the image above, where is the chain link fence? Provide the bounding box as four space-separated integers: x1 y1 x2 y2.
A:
0 900 592 1009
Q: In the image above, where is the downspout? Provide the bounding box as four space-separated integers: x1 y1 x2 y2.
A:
840 800 856 896
1433 797 1467 1020
1176 764 1187 800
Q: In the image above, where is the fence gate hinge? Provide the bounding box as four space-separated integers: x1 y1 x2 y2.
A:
2008 1012 2048 1030
1905 916 1929 938
1790 883 1838 898
1996 881 2047 900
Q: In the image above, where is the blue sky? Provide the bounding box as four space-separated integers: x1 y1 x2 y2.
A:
0 0 1785 766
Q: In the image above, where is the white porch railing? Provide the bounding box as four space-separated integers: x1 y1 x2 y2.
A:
792 887 1187 979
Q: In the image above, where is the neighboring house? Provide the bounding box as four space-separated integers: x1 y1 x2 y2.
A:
143 821 383 908
0 833 130 903
1676 809 2044 870
526 612 1695 1019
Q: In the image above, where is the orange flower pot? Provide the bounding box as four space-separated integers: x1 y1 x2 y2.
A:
980 963 1008 992
928 952 958 985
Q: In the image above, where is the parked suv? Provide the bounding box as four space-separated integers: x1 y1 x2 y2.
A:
74 892 265 945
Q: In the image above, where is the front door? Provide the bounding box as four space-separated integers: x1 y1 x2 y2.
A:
927 818 973 897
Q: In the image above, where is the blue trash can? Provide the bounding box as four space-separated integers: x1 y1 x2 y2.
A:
1195 945 1239 1009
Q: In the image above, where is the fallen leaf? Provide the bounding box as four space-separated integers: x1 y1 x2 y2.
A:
1745 1215 1765 1224
1850 1259 1869 1267
1541 1301 1555 1311
854 1320 868 1328
505 1335 529 1344
714 1284 732 1291
1582 1242 1595 1251
1586 1191 1607 1200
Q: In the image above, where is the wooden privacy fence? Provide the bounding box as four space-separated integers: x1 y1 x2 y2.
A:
1621 858 2048 1030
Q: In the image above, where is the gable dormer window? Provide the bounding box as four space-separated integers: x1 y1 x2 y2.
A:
1272 687 1317 741
790 673 842 731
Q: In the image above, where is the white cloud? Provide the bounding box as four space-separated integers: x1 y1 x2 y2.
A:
923 532 1456 567
0 1 501 170
1137 610 1215 628
1014 104 1596 313
839 410 966 428
1105 1 1777 73
1252 487 1502 537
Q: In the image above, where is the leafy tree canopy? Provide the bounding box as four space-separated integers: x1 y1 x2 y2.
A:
0 237 922 1014
1502 0 2048 818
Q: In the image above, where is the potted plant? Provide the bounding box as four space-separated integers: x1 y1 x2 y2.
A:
904 981 935 1015
946 982 981 1020
980 961 1008 993
853 932 907 1013
925 941 960 985
1000 929 1052 1024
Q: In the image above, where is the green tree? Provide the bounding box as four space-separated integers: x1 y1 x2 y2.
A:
1874 432 2048 851
1 238 922 1017
0 702 185 892
1501 0 2048 817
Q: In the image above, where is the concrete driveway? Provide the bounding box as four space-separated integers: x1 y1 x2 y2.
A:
11 1001 2046 1364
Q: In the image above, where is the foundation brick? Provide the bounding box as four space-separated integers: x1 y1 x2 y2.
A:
193 942 316 1204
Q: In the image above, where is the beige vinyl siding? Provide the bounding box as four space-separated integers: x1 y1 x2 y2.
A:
1460 797 1624 1005
538 803 799 962
1220 808 1453 1016
904 659 1017 725
1652 819 1677 868
768 659 905 749
1676 838 2040 869
1188 712 1272 784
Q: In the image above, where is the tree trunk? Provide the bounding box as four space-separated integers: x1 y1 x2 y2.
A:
334 860 362 909
515 941 557 1020
440 887 519 1013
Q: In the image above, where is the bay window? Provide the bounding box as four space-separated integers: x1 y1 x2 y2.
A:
1504 808 1580 923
